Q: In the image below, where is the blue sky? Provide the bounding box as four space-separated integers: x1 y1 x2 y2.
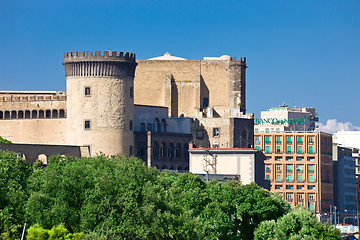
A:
1 0 359 129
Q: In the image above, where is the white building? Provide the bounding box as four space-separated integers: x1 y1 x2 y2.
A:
188 143 268 188
333 131 360 149
254 104 318 133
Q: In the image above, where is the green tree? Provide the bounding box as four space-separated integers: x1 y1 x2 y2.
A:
0 136 12 143
0 150 32 233
254 207 342 240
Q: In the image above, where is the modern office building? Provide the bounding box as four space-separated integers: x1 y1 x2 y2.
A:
332 144 357 224
254 131 333 213
254 104 318 133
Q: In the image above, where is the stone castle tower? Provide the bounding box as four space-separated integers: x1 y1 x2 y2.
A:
63 51 137 156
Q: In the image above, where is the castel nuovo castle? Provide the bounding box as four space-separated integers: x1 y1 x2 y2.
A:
0 50 255 172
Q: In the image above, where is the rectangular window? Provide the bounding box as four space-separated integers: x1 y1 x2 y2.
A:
276 175 281 182
266 175 270 180
298 146 302 153
297 185 304 190
287 137 292 144
298 137 303 144
287 165 292 172
297 165 303 173
298 194 303 201
266 165 271 173
266 136 270 144
275 156 281 161
255 137 260 144
286 185 293 189
309 175 314 182
265 128 269 133
147 123 152 131
298 175 303 182
287 174 292 182
309 146 314 154
213 128 220 137
297 157 303 161
276 146 281 153
309 137 314 144
308 157 314 161
286 157 292 161
276 128 280 132
287 146 292 153
276 165 281 172
275 185 282 189
308 185 315 190
255 128 258 133
309 204 314 211
85 87 91 96
130 120 133 130
84 120 91 130
309 165 314 173
266 146 270 153
287 194 293 201
276 136 281 144
255 146 260 150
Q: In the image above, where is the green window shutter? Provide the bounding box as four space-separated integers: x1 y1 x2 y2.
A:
309 175 313 182
266 146 270 153
287 146 291 153
298 146 302 153
309 146 313 153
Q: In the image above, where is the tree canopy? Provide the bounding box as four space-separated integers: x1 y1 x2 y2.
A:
0 151 339 239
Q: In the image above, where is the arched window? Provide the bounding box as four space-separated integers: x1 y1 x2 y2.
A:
154 118 161 132
46 110 51 118
153 141 159 158
59 109 65 118
4 111 10 119
18 110 24 119
161 119 167 133
31 110 37 118
25 110 30 119
169 142 175 159
5 111 10 119
0 111 3 119
52 109 58 118
39 110 44 119
11 111 17 119
136 141 147 161
176 143 182 158
183 143 189 161
161 142 167 159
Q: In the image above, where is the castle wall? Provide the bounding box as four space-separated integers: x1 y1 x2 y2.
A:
0 119 67 144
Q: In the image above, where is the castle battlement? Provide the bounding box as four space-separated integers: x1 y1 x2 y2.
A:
64 51 136 62
230 57 246 64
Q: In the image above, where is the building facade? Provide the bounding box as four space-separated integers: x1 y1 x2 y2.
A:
189 143 268 188
254 131 333 213
254 104 318 133
134 53 254 150
332 144 357 224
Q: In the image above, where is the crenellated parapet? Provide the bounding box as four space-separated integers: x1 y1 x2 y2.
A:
230 57 246 64
63 50 137 77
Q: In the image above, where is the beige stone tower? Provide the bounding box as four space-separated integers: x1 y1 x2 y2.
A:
63 51 137 156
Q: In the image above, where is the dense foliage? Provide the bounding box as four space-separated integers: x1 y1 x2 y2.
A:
0 150 339 239
254 207 342 240
0 136 12 143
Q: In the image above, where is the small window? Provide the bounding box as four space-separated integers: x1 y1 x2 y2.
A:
213 128 219 137
255 137 260 144
130 120 133 130
202 98 209 109
84 120 91 130
147 123 152 131
85 87 91 96
196 130 204 140
266 146 270 153
130 87 134 98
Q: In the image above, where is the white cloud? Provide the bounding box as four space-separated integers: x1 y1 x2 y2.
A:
316 119 360 134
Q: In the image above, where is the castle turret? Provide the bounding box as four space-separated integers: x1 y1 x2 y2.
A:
63 51 137 156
